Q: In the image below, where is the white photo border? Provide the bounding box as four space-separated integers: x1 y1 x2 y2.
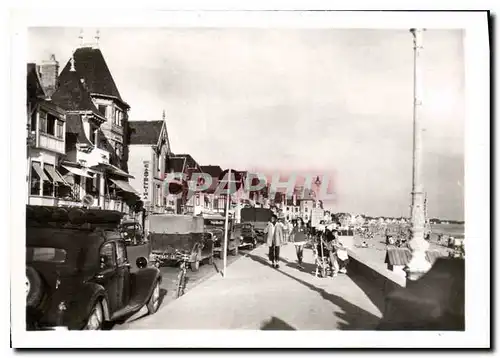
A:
8 9 490 348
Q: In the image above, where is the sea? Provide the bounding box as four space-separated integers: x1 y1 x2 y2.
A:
430 223 465 239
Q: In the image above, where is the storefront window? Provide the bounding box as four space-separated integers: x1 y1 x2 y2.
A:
46 114 56 136
30 163 40 195
56 120 64 139
42 164 54 197
39 112 47 133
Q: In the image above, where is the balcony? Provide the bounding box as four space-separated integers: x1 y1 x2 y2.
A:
37 132 65 154
76 146 110 167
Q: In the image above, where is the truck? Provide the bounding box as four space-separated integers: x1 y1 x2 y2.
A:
240 207 273 242
147 214 214 271
202 213 241 257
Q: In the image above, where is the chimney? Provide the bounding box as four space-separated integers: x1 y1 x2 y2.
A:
39 54 59 98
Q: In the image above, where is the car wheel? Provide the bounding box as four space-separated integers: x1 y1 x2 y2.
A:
190 260 200 272
26 266 43 308
147 281 161 314
84 301 104 330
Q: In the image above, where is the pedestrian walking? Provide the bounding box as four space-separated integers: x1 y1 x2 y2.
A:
272 215 286 268
290 217 308 268
324 226 340 277
265 214 284 268
282 219 289 245
264 215 276 264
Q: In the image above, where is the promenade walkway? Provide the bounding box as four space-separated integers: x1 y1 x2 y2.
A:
117 244 383 330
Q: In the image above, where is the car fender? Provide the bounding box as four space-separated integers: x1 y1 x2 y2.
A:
62 282 110 329
129 267 162 306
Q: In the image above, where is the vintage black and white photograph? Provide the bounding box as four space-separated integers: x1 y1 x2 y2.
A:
9 9 490 349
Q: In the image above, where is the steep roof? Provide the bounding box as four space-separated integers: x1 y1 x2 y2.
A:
128 120 164 145
59 47 126 105
51 68 102 118
168 157 186 173
200 165 223 177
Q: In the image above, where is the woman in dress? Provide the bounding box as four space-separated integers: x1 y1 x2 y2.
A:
290 217 308 268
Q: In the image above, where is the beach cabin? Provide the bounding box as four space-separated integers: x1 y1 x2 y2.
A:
385 247 445 278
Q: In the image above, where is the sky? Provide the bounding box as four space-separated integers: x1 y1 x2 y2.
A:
28 27 465 220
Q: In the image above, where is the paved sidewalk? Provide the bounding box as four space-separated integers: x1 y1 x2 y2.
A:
117 244 383 330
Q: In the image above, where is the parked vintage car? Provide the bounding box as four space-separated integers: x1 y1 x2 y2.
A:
210 228 240 257
26 205 162 330
236 223 258 249
119 220 144 246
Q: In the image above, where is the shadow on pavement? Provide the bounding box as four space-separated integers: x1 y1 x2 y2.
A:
246 253 381 330
260 316 296 330
346 270 386 313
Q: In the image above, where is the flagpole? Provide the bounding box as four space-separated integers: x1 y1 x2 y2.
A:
222 168 231 278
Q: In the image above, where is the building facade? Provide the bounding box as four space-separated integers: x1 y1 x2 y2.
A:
27 34 139 213
128 114 171 214
27 64 69 207
167 154 208 215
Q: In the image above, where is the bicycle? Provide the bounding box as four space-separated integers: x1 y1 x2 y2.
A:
176 253 190 298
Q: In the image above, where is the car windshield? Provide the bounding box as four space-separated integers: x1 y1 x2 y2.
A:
26 247 67 263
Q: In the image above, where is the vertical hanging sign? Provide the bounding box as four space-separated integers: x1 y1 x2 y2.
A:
143 161 150 203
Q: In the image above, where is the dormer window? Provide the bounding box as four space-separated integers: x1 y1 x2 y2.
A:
114 109 123 127
89 125 97 145
98 105 106 117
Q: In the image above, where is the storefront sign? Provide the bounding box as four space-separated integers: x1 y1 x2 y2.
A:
143 161 150 201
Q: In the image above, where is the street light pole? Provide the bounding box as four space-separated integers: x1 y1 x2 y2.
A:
222 168 231 278
406 28 431 281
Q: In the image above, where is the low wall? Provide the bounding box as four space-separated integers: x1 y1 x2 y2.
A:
345 246 406 312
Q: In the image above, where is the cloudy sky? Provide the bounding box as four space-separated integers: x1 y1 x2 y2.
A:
28 27 464 220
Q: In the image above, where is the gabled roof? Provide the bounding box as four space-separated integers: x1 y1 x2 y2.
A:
200 165 223 178
171 154 201 172
51 68 102 118
59 47 126 106
27 63 45 101
128 120 164 145
168 157 186 174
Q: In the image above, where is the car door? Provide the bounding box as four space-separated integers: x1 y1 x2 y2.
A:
115 240 131 309
94 242 120 314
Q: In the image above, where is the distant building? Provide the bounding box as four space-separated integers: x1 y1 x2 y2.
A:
167 154 207 215
128 113 171 213
200 165 225 215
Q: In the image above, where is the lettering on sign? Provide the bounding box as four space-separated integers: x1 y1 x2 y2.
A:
204 219 225 227
143 161 150 201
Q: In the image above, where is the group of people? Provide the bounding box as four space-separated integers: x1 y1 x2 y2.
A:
263 214 349 276
264 214 309 269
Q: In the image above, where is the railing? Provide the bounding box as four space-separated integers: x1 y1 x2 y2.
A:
76 146 110 166
38 133 65 154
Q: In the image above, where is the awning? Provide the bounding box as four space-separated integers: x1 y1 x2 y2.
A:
110 165 134 179
109 178 139 195
32 162 50 181
62 165 94 178
44 166 68 185
91 163 134 179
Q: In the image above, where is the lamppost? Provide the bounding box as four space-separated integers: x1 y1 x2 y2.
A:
314 175 321 208
405 28 431 281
